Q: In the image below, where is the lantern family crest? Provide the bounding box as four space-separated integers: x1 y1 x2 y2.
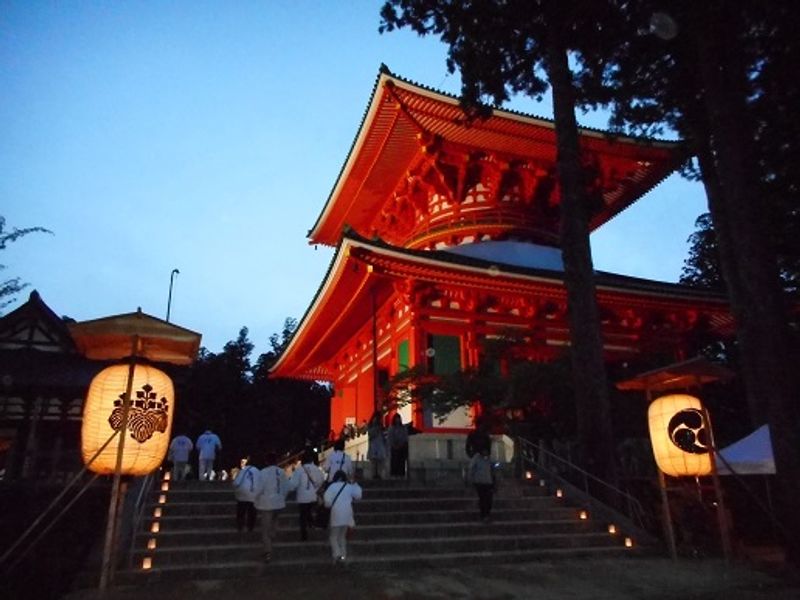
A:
110 381 170 444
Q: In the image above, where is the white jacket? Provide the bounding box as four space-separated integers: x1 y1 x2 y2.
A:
253 465 294 511
323 481 362 528
322 450 354 482
289 463 325 504
232 465 259 503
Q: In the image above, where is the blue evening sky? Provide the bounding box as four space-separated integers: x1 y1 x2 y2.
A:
1 2 707 357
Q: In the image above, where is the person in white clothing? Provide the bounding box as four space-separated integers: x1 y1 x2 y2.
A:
195 429 222 481
323 469 362 564
253 451 296 562
321 438 354 483
232 455 259 533
288 448 325 541
168 433 193 481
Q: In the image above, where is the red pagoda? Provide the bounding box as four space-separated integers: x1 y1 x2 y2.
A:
270 68 733 434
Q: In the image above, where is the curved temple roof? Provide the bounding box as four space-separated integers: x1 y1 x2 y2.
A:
271 233 733 381
309 68 685 248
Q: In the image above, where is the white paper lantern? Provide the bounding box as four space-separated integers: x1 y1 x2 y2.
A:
648 394 712 477
82 364 174 475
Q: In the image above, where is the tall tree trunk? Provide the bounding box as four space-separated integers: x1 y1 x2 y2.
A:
545 15 616 484
688 2 800 565
690 112 765 426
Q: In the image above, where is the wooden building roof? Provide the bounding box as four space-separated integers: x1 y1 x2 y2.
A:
309 68 685 249
0 290 76 354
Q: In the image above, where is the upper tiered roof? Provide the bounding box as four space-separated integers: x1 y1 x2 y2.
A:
309 67 685 250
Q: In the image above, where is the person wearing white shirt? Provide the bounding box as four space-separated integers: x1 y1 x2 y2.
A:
289 448 325 541
321 438 354 482
195 429 222 481
232 456 259 533
253 452 295 562
323 469 362 564
168 434 193 481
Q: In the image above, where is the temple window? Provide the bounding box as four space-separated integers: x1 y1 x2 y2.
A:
427 334 461 374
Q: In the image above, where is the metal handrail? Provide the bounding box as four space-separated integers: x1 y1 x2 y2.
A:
278 439 336 470
125 472 156 569
0 430 119 571
0 473 100 576
517 437 652 532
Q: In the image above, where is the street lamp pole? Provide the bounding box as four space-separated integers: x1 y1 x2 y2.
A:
166 268 180 322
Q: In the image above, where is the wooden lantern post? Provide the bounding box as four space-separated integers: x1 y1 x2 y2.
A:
98 335 138 591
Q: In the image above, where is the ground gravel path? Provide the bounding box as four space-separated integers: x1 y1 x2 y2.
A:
63 558 800 600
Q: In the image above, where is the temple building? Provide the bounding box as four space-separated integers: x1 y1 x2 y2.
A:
270 68 733 435
0 291 96 481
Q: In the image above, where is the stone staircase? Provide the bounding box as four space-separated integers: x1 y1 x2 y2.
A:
118 474 642 583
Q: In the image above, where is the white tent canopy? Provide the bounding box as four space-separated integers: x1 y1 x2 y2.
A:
715 425 776 475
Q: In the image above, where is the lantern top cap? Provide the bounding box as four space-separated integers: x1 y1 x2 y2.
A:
68 310 202 365
616 356 735 393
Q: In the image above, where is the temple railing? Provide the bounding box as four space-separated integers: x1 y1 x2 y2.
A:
517 437 658 544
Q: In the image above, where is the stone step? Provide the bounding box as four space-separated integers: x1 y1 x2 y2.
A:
137 519 603 547
147 495 567 517
132 531 622 567
123 477 648 586
142 506 584 532
120 544 645 585
165 479 429 492
156 485 532 503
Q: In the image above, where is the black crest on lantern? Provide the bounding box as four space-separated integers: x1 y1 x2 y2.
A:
667 408 709 455
108 383 170 444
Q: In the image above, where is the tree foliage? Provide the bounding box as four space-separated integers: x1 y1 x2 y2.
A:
0 216 52 311
384 335 575 441
680 213 724 291
174 319 330 466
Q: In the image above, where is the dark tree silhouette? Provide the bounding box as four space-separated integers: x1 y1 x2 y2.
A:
567 0 800 564
680 214 725 291
253 318 331 454
0 216 52 311
175 320 331 467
